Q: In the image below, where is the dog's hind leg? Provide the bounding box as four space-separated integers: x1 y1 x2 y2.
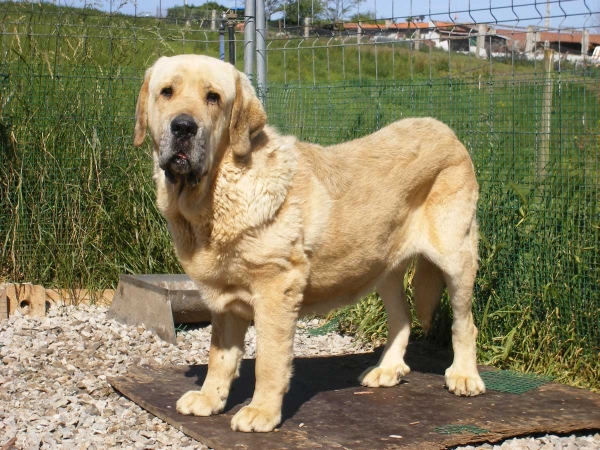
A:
442 246 486 396
432 214 485 397
412 255 445 334
359 267 411 387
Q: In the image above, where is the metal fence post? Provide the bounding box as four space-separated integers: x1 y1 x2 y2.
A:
244 0 255 81
226 11 236 66
219 13 226 61
537 48 554 180
256 0 267 106
357 21 363 44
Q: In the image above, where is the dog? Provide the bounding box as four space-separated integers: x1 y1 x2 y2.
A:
133 54 485 433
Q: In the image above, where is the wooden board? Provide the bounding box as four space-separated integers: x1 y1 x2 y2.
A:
108 344 600 450
0 287 7 320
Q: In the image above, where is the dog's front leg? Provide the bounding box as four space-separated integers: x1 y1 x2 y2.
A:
230 287 299 432
177 312 250 416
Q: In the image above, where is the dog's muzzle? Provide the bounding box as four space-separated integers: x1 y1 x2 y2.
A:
159 114 206 184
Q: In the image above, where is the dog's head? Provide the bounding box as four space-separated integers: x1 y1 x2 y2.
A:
133 54 267 185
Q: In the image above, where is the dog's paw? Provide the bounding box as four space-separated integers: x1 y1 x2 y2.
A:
231 405 281 432
358 363 410 387
176 390 226 416
445 367 486 396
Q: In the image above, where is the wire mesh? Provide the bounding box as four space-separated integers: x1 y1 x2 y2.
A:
261 0 600 369
480 370 552 394
434 425 490 435
0 1 598 381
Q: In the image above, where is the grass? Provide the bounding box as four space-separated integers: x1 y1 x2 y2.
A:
0 63 181 290
267 76 599 391
0 2 598 390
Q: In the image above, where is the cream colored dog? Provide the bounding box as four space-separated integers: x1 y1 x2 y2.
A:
134 54 485 433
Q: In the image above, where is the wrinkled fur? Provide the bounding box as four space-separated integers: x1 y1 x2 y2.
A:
134 54 485 433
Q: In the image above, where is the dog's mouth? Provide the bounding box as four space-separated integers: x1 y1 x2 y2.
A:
160 150 207 186
170 152 191 174
158 121 209 186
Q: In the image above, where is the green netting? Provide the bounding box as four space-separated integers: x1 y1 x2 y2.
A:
0 1 598 388
481 370 552 394
306 318 340 336
265 75 600 361
434 425 490 436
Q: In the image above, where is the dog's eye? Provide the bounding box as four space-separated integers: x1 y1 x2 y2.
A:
206 92 220 105
160 87 173 98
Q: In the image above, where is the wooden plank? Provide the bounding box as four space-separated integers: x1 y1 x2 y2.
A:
108 345 600 450
0 288 7 321
5 284 47 317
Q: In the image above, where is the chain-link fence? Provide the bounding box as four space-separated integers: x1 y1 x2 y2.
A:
261 2 600 381
0 1 598 386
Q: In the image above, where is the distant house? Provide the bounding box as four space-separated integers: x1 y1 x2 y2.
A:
338 20 508 55
340 20 434 41
264 19 600 63
496 28 600 57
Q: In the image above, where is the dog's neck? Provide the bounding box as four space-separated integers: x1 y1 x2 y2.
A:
209 129 297 245
156 128 298 248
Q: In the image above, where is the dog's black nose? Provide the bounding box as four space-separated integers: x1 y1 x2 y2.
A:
171 114 198 139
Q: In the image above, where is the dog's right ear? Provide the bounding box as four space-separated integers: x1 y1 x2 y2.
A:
133 67 152 148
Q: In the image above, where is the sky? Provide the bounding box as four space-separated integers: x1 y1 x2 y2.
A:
54 0 600 30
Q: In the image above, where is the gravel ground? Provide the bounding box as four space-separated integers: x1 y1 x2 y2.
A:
0 305 598 450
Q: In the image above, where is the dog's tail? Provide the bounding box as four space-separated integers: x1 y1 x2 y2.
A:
412 255 445 334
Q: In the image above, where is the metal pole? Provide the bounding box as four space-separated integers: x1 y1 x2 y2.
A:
256 0 267 105
211 9 217 31
544 0 551 48
244 0 256 81
219 13 226 61
227 12 236 65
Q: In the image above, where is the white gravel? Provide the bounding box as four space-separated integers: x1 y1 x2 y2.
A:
0 305 597 450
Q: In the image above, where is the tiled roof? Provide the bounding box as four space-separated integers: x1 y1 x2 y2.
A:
495 28 600 45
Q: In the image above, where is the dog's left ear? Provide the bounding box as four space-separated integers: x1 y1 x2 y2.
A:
133 67 152 148
229 69 267 158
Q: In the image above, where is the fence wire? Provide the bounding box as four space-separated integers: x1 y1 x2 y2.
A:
0 1 598 381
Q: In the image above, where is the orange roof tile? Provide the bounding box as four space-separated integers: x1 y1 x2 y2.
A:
496 28 600 46
388 22 430 29
343 22 385 30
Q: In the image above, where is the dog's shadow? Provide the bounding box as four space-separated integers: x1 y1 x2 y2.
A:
183 340 453 424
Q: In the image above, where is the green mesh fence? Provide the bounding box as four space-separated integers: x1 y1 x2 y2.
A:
0 2 598 387
0 63 179 288
481 370 552 394
265 75 600 361
306 317 341 336
434 425 490 436
0 1 242 288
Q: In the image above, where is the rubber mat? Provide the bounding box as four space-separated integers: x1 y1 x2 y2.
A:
108 343 600 450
